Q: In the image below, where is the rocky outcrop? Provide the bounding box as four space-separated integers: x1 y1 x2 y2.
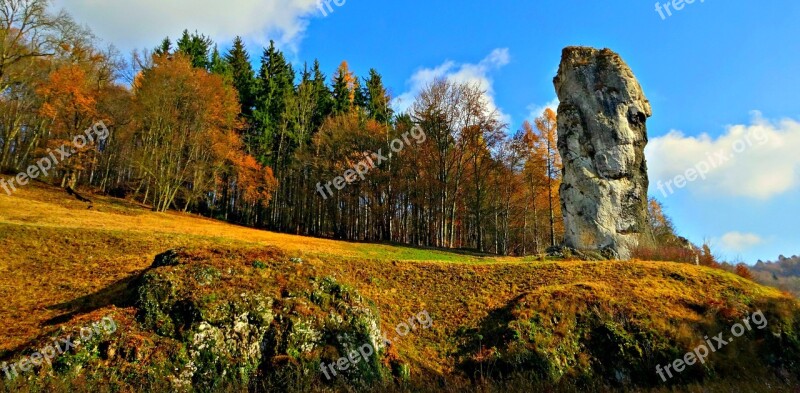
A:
135 249 389 390
553 47 652 260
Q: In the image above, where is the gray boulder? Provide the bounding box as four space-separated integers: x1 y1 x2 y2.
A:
553 47 652 260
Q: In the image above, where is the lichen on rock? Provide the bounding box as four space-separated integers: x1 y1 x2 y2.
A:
135 249 389 390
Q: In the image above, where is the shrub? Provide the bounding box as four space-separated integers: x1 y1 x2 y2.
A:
735 263 755 280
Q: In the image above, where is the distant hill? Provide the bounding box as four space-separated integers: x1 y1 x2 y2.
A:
752 255 800 298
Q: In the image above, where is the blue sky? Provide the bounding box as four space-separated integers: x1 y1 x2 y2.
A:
57 0 800 263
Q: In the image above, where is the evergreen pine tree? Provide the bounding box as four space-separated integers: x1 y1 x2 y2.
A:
176 30 212 69
364 69 394 124
311 60 333 130
331 61 354 114
154 37 172 56
353 77 368 111
225 36 256 117
253 41 296 168
209 46 232 82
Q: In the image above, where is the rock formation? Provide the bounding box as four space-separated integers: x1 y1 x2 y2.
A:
553 47 651 260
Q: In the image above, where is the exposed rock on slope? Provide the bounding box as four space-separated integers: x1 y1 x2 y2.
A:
553 46 652 260
134 248 390 390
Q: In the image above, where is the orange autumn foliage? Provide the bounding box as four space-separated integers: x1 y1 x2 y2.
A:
35 61 112 186
129 54 276 211
735 263 755 280
38 65 98 127
233 153 278 205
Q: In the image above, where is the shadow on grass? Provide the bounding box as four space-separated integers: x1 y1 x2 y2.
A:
0 270 147 360
43 272 143 325
41 248 183 327
454 293 529 380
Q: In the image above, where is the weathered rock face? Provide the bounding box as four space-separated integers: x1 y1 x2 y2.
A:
136 249 389 390
553 47 651 260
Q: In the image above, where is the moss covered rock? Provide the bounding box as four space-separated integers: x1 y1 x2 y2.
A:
135 248 389 390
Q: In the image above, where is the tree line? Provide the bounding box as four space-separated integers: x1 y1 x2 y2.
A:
1 0 566 255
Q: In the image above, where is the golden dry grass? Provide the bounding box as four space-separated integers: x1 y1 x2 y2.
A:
0 182 796 382
0 183 513 354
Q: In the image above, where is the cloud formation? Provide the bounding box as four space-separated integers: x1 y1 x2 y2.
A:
392 48 511 123
53 0 321 52
719 231 764 253
647 112 800 200
527 98 559 122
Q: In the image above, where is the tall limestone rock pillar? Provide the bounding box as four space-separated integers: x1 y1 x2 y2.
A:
553 47 651 260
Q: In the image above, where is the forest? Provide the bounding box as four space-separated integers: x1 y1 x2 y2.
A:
0 1 573 255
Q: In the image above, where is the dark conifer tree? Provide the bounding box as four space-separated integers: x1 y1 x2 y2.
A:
311 60 333 129
209 46 232 82
331 62 353 114
253 40 296 169
154 37 172 56
364 69 393 124
225 36 256 117
176 30 212 69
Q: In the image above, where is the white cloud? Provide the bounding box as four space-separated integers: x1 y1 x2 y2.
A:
527 98 559 121
647 112 800 200
53 0 322 52
392 48 512 124
719 232 763 253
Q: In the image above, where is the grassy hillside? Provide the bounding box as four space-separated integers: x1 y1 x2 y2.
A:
1 183 799 392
